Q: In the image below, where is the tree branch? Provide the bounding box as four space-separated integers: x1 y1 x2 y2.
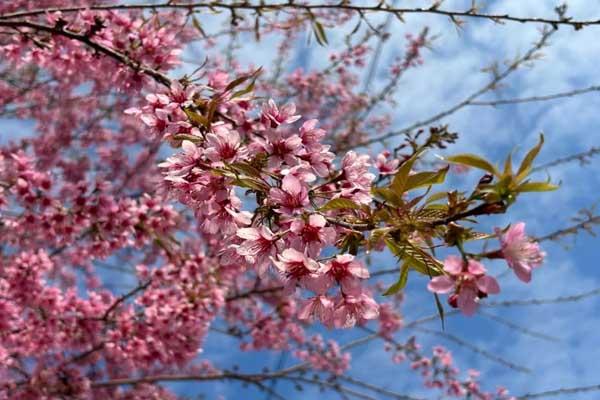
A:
0 2 597 31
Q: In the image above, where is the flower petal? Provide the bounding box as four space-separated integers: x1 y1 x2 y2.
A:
427 276 455 294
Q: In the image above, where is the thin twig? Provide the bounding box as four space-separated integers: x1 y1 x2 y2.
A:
0 2 597 31
412 326 531 373
517 383 600 399
469 85 600 106
344 26 556 150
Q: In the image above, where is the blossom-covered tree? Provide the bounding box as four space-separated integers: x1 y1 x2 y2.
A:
0 1 598 399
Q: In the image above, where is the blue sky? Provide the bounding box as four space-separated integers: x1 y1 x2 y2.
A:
1 1 599 399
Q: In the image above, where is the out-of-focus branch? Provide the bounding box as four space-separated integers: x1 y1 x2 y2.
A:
469 85 600 106
517 383 600 399
532 146 600 172
485 287 600 307
345 25 556 150
477 310 559 342
534 209 600 242
0 19 172 86
337 375 425 400
412 326 531 373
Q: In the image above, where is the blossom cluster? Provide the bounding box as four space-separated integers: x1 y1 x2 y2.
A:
129 79 382 328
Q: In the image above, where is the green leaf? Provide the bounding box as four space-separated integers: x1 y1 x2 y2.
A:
371 187 403 206
171 133 202 143
312 20 328 46
231 80 256 99
224 68 262 93
229 162 263 178
433 292 445 330
516 133 544 181
384 238 443 276
232 178 269 191
404 166 449 191
383 263 410 295
183 108 209 128
391 151 422 195
424 191 448 205
516 181 559 192
415 207 448 222
445 154 499 177
503 152 513 176
319 198 361 211
463 231 494 241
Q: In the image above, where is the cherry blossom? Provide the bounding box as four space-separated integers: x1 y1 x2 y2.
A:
428 256 500 316
497 222 545 283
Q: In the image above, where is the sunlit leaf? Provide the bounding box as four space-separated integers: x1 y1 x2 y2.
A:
424 191 448 205
517 181 559 192
404 166 449 191
183 108 209 128
516 133 544 181
433 292 445 330
383 263 410 295
312 20 329 46
445 154 499 177
371 187 403 206
319 198 361 211
391 151 422 194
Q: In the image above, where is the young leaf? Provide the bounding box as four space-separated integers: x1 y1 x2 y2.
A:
391 151 422 194
516 133 544 181
319 198 361 211
312 20 329 46
433 292 445 330
445 154 499 177
404 166 449 191
371 187 403 206
183 108 209 128
233 178 269 191
517 181 559 192
224 68 262 93
229 162 263 178
384 238 443 276
503 152 513 176
424 191 448 205
231 80 256 99
383 263 410 295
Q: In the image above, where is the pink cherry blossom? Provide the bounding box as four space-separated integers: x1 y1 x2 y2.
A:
269 174 310 215
375 150 400 175
289 214 336 257
298 295 335 327
204 124 247 164
261 99 301 127
324 254 370 295
333 292 379 328
428 256 500 316
497 222 545 283
235 226 280 276
271 248 329 294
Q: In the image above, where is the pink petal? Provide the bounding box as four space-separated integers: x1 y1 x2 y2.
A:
443 255 463 275
467 259 487 275
476 275 500 294
512 262 532 283
236 227 260 240
282 174 302 195
427 276 455 294
457 289 478 316
308 214 327 228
